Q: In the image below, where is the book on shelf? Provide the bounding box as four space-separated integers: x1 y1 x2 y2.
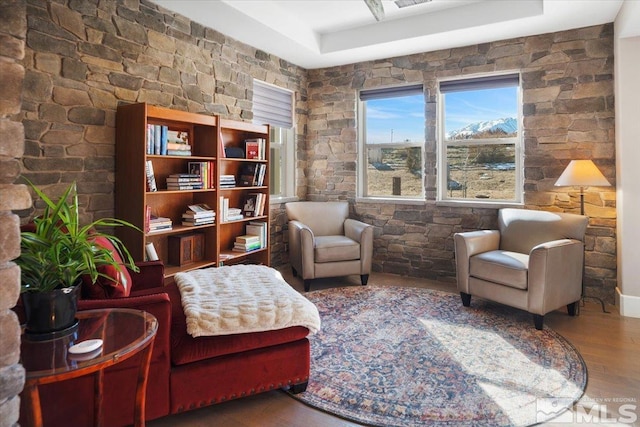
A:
186 203 214 214
145 160 157 192
160 125 168 155
167 130 189 144
245 221 267 249
166 173 203 190
182 218 215 227
235 234 260 244
154 124 161 155
145 242 159 261
220 174 236 188
167 142 191 151
188 161 215 189
244 138 266 160
148 216 173 233
166 149 192 156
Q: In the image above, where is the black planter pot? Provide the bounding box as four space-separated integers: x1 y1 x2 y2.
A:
22 286 80 335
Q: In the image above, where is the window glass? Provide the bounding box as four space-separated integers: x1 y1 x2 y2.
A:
439 75 521 202
360 87 425 199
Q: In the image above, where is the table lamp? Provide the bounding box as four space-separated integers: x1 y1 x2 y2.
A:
554 159 611 313
554 159 611 215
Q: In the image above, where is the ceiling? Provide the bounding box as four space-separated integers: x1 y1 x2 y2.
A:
152 0 625 69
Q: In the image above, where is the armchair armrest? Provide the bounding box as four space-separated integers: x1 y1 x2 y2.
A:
288 220 315 279
453 230 500 292
129 260 165 292
527 239 584 315
345 219 374 274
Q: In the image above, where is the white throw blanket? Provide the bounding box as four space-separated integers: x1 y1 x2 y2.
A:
174 265 321 337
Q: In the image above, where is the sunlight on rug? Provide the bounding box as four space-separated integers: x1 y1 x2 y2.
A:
288 286 587 427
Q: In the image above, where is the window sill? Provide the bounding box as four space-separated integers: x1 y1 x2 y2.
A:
270 196 299 205
435 200 524 209
356 197 427 205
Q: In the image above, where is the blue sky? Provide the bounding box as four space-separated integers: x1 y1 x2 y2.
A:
365 87 518 144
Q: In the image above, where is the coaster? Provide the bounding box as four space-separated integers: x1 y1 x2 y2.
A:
69 339 103 354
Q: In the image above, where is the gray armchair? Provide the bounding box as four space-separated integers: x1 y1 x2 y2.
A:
454 208 588 329
286 201 373 292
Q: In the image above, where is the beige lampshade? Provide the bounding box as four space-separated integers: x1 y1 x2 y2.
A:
555 160 611 187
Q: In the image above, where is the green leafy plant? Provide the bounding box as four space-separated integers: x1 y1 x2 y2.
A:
16 180 140 293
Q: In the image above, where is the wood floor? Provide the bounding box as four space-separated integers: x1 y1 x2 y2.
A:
149 269 640 427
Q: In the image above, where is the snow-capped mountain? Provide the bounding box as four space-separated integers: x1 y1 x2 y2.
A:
447 118 517 139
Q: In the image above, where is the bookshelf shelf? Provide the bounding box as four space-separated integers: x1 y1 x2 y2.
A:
116 103 271 282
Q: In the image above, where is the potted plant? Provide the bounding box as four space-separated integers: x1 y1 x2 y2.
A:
16 180 140 335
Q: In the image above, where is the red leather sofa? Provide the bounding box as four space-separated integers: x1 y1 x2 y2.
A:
19 261 311 427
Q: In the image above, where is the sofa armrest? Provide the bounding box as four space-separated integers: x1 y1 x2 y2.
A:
454 230 500 293
527 239 584 315
288 219 316 279
128 260 165 292
345 219 374 274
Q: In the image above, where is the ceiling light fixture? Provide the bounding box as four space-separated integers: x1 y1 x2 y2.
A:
364 0 385 21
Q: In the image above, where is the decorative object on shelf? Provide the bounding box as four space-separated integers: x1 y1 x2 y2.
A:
224 146 245 158
168 233 204 266
16 180 139 335
555 159 612 313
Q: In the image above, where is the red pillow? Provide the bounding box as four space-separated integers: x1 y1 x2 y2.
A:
81 236 132 299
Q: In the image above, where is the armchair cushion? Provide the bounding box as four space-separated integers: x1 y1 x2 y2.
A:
314 235 361 263
470 250 529 289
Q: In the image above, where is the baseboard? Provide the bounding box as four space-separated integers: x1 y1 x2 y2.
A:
616 287 640 318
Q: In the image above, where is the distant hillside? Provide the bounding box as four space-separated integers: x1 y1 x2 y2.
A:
447 117 517 139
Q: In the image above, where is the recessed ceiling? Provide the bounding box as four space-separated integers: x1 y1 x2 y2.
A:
152 0 624 69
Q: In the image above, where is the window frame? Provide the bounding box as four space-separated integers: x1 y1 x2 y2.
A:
252 79 297 203
436 72 524 206
357 84 426 202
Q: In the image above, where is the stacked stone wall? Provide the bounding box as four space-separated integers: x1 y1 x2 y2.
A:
0 1 30 425
307 24 616 302
17 0 307 243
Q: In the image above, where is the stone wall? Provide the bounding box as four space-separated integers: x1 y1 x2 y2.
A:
17 0 307 222
0 1 30 425
14 1 616 302
306 24 617 302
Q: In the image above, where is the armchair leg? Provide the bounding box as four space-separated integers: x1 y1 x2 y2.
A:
304 280 311 292
567 301 578 316
533 314 544 330
360 274 369 286
291 267 298 277
460 292 471 307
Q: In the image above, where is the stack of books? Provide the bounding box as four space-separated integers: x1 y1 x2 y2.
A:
182 203 215 226
220 174 236 188
219 197 243 222
146 126 192 156
166 174 203 191
232 234 261 253
245 221 267 248
148 216 172 233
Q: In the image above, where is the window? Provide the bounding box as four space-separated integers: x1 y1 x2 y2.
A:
252 80 295 200
438 73 522 203
358 85 425 199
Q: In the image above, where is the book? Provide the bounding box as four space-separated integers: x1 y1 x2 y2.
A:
145 160 157 192
145 242 159 261
166 149 192 156
167 142 191 151
154 124 161 154
235 234 260 244
245 140 260 159
182 219 215 227
167 130 189 144
246 221 268 248
187 203 213 213
160 125 168 155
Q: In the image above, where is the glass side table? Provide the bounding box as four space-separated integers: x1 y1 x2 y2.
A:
21 308 158 427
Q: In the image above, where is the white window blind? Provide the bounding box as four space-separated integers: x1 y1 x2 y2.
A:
253 80 293 129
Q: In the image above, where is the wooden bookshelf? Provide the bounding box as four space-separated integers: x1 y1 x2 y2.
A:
115 103 270 280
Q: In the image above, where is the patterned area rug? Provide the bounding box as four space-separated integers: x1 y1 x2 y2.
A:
289 286 587 427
